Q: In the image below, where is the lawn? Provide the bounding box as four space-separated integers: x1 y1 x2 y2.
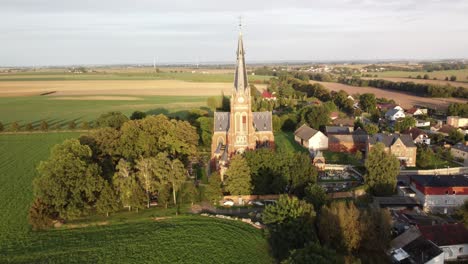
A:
274 131 308 153
0 133 272 263
322 150 361 166
0 95 206 126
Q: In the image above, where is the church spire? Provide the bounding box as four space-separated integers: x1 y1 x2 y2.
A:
233 21 248 94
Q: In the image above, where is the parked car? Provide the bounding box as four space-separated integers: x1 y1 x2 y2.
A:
252 201 264 207
223 200 234 207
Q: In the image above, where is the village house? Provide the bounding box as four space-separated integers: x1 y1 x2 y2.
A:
385 108 406 121
368 133 417 167
261 90 277 101
325 125 354 135
431 124 456 136
419 224 468 261
409 175 468 214
415 119 431 127
406 107 427 117
402 127 430 145
294 124 328 151
329 111 339 120
328 129 368 154
451 142 468 166
378 103 402 112
447 116 468 128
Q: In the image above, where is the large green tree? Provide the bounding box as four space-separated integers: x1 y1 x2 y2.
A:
113 159 145 211
262 195 317 261
365 143 400 195
33 139 105 219
359 93 376 113
224 155 252 195
135 157 160 208
96 182 120 217
204 172 223 205
360 208 392 252
299 105 330 130
95 111 129 129
304 184 328 212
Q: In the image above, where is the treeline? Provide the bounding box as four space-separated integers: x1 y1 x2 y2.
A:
338 77 468 99
29 114 200 229
447 102 468 117
422 62 467 72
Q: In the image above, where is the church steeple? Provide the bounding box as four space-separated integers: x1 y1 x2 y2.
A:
233 26 248 95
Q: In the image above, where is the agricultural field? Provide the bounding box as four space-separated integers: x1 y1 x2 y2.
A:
368 69 468 83
0 133 272 263
310 80 467 110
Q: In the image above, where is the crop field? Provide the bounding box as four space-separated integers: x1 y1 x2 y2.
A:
368 69 468 83
310 80 467 110
0 133 272 263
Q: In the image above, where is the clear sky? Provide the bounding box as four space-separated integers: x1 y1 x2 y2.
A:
1 0 468 66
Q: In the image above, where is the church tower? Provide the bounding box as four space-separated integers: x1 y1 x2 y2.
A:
211 26 274 172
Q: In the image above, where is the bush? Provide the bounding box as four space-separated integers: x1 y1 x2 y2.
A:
0 121 4 132
28 198 57 230
26 123 34 131
10 121 21 132
68 121 77 129
130 111 147 120
40 120 48 131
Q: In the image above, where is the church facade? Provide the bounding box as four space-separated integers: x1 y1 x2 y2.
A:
211 30 274 171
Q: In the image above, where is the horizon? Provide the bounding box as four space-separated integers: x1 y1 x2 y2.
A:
1 0 468 66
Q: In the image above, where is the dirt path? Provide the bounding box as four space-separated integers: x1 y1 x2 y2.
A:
310 80 467 110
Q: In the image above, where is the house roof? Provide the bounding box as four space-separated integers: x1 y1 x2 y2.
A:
373 196 420 208
402 127 426 140
406 108 421 115
369 133 416 148
329 111 339 119
378 103 397 110
410 175 468 187
332 117 355 127
385 108 404 117
401 236 443 264
419 224 468 246
390 226 422 250
261 90 275 98
325 126 353 134
294 124 319 140
438 124 455 134
452 142 468 153
253 112 273 132
214 112 230 132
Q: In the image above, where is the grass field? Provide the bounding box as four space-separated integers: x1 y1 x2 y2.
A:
274 131 308 153
0 133 272 263
0 95 207 126
369 69 468 83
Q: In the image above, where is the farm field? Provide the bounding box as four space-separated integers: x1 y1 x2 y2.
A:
0 95 207 125
0 133 272 263
310 80 467 110
368 69 468 83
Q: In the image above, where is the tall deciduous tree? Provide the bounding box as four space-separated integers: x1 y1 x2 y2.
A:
262 195 317 261
360 208 392 252
304 184 328 212
365 143 400 195
96 182 120 217
95 111 129 129
135 157 159 208
224 155 252 195
113 159 144 211
204 172 223 205
33 139 105 219
359 93 376 113
167 158 187 206
364 123 379 135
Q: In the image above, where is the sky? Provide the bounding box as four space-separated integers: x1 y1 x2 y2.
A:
1 0 468 66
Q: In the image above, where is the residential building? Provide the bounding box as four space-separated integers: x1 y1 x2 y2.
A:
368 133 417 167
261 90 276 101
447 116 468 128
419 224 468 261
402 127 430 145
329 111 339 120
294 124 328 151
451 142 468 166
407 107 427 116
415 119 431 127
409 175 468 214
385 108 406 121
325 125 354 135
328 129 368 153
211 30 274 171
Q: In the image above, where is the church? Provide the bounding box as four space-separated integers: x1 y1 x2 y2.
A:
211 29 274 172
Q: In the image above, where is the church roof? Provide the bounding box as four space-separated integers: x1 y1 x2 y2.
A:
214 112 230 132
253 112 273 131
234 31 248 94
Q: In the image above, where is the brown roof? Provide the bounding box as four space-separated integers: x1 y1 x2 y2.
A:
332 117 355 127
369 133 416 148
402 127 426 140
419 224 468 246
438 124 455 134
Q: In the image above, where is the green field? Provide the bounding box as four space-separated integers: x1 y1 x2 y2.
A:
274 131 308 153
0 71 271 83
0 133 272 263
369 69 468 82
0 95 206 126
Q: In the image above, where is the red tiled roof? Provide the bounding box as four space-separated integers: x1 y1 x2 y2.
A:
261 90 275 98
407 108 419 115
419 224 468 246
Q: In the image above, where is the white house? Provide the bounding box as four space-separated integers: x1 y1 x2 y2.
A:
385 108 406 121
416 120 431 127
294 124 328 151
407 107 427 116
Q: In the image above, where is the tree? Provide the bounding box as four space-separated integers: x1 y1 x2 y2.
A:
360 208 392 252
0 121 3 132
81 121 90 129
26 123 34 131
224 155 252 195
319 201 361 253
300 106 330 130
417 146 435 169
449 129 464 143
365 143 400 195
423 74 429 79
204 172 223 205
281 243 341 264
180 182 198 206
359 93 376 113
113 159 146 211
395 117 416 132
196 116 213 147
28 198 57 230
288 152 318 197
364 123 379 135
304 184 328 212
68 120 76 129
455 200 468 227
135 157 160 208
96 182 120 217
130 111 147 120
10 121 20 132
95 111 129 129
33 139 105 219
450 75 457 81
167 158 187 206
40 120 48 131
262 195 317 261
